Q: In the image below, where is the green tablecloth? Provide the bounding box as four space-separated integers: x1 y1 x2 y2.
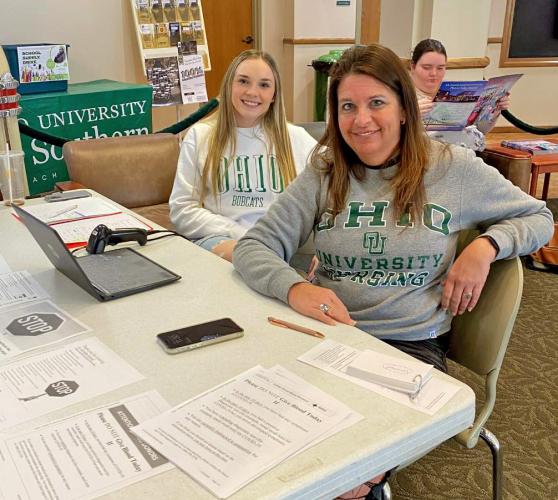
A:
19 80 152 195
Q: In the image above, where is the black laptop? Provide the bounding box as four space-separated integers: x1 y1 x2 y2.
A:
14 205 181 301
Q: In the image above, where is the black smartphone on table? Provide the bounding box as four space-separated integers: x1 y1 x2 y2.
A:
157 318 244 354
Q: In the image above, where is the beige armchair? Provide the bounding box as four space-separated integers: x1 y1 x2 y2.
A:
58 133 180 229
381 230 523 500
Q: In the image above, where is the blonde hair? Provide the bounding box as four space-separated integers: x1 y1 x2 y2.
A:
311 43 430 221
199 50 296 206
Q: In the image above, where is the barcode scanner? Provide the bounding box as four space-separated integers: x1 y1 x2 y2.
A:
86 224 148 254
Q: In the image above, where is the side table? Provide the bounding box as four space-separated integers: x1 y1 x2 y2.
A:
528 153 558 200
479 143 532 193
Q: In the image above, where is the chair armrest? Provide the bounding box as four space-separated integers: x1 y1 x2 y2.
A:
55 181 87 191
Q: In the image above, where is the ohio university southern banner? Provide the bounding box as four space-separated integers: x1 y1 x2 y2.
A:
18 80 152 195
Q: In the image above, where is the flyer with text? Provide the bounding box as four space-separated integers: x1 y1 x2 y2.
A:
0 300 90 363
0 338 144 431
0 391 172 500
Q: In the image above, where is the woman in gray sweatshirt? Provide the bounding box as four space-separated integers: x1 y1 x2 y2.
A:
233 44 553 373
233 42 553 500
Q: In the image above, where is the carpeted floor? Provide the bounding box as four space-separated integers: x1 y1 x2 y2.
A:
388 200 558 499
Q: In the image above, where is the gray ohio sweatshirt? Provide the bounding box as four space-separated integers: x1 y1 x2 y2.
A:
233 142 554 341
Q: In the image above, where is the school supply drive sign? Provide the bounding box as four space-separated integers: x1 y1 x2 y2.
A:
18 80 152 195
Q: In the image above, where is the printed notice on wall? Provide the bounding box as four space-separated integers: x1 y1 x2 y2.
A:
0 337 144 431
0 391 173 500
17 44 70 84
178 54 208 104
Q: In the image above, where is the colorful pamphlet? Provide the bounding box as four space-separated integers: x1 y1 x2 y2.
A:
424 74 522 131
501 139 558 155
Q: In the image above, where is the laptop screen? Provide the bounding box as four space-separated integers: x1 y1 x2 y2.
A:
13 204 181 301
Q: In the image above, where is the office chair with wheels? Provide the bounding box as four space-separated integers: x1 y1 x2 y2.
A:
381 230 523 500
58 133 180 229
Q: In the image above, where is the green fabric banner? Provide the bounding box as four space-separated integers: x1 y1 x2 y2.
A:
18 79 152 195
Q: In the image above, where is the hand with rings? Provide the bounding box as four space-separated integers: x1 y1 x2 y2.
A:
287 282 355 326
319 303 331 314
440 237 496 316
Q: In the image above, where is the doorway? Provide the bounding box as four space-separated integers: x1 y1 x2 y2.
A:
202 0 255 99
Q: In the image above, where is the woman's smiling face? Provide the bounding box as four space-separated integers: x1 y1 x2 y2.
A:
337 73 405 166
231 58 275 127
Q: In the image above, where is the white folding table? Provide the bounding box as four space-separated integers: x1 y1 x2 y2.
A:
0 195 475 499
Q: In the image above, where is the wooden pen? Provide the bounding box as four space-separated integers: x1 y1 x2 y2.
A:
267 316 325 339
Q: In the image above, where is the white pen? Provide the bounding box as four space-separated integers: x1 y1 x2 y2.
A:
47 204 79 220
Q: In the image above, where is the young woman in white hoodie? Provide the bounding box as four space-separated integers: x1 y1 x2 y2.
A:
169 49 317 261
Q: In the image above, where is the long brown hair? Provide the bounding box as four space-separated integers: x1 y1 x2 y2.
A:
311 43 430 220
199 50 296 206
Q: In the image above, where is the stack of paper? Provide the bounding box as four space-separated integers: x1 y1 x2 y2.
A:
298 340 461 415
0 391 173 500
16 197 152 245
132 365 362 499
0 271 49 308
20 197 121 223
345 350 433 394
0 338 144 431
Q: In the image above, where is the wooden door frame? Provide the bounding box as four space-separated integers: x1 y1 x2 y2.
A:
253 0 262 50
357 0 381 44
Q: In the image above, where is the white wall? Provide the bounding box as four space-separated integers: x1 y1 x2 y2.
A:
0 0 196 131
287 0 356 122
293 0 356 38
3 0 556 127
0 0 140 85
260 0 294 117
429 0 490 58
379 0 416 57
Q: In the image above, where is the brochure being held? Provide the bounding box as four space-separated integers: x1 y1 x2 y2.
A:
424 80 487 131
424 74 522 131
468 73 522 132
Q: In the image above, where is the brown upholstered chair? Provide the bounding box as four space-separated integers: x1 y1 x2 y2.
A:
59 133 180 229
478 144 532 194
